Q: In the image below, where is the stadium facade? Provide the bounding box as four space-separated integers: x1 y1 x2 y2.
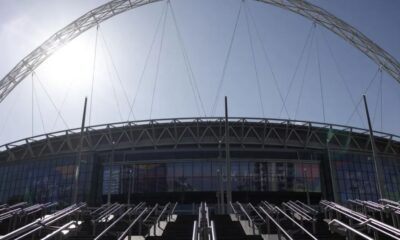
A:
0 117 398 206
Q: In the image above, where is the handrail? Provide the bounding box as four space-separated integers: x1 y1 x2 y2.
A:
40 203 86 227
94 207 133 240
248 203 267 225
205 203 210 228
258 206 293 240
230 202 238 215
1 203 86 240
90 204 109 216
40 221 78 240
128 202 145 215
329 219 373 240
210 220 217 240
321 201 368 222
275 207 318 240
94 203 122 222
156 202 170 224
380 199 400 207
117 208 148 240
236 202 259 235
153 202 171 235
0 208 23 221
198 203 202 226
194 202 217 240
321 201 367 219
288 201 312 215
198 202 208 240
143 204 158 224
287 201 313 218
261 201 276 213
295 200 318 214
192 220 198 240
169 202 178 218
384 203 400 213
282 202 312 221
321 200 400 239
8 202 27 210
237 202 253 224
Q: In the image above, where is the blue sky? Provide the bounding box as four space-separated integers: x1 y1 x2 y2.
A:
0 0 399 144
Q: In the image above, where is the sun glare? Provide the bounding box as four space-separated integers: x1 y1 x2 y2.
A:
39 36 95 93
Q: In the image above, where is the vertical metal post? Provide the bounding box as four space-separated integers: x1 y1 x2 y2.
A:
304 168 311 205
363 95 384 199
72 97 88 204
326 141 339 202
127 167 133 205
31 74 34 137
225 96 232 211
218 140 225 214
218 169 225 214
107 142 115 205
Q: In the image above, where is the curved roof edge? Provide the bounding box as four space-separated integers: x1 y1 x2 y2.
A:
1 117 399 162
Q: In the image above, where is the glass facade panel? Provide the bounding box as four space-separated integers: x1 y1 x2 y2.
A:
101 159 321 195
331 152 378 202
0 155 92 204
332 152 400 202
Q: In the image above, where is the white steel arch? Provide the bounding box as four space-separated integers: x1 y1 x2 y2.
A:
0 0 399 103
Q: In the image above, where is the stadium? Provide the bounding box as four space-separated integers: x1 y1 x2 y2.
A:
0 117 399 206
0 0 399 239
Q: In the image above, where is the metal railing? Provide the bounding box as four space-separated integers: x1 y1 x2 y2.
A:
329 219 374 240
168 202 178 221
117 208 148 240
258 205 293 240
94 202 148 240
192 220 198 240
275 207 318 240
0 203 86 240
94 207 133 240
261 201 277 214
240 202 266 235
282 201 316 233
40 220 81 240
153 202 171 235
295 200 318 215
283 201 313 221
92 203 126 235
321 200 400 240
193 202 217 240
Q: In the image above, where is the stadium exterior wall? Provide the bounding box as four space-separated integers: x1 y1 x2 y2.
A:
0 117 399 206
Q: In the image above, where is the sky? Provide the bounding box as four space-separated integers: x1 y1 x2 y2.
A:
0 0 399 145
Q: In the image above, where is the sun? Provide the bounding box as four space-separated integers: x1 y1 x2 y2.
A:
38 35 95 93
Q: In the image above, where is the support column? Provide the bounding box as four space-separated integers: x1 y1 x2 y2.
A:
363 95 385 199
225 96 232 211
107 142 115 204
73 97 88 204
326 143 339 202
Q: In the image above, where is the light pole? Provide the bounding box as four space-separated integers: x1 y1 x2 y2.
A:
362 95 385 199
224 97 232 212
72 97 87 204
217 140 225 214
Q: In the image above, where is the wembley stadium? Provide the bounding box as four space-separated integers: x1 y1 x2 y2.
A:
0 0 399 239
0 117 399 206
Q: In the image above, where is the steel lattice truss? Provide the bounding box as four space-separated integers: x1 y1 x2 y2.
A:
0 118 399 162
0 0 399 103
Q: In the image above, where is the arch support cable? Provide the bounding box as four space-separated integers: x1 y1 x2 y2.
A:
0 0 399 104
255 0 400 85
